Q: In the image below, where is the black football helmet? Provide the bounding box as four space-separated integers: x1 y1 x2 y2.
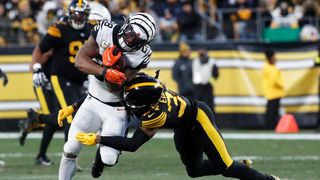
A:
68 0 90 29
122 73 163 112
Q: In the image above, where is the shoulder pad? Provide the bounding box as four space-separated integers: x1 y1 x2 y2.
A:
47 24 61 38
141 110 166 128
93 20 115 32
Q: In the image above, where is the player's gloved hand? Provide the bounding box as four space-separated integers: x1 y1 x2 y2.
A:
32 63 49 87
0 69 8 86
105 68 126 86
76 132 97 145
102 45 122 67
57 105 75 127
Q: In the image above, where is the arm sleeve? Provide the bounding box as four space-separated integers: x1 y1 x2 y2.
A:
99 128 151 152
39 25 62 52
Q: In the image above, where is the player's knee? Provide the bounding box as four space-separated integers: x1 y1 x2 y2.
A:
100 152 119 166
63 140 82 156
185 167 202 178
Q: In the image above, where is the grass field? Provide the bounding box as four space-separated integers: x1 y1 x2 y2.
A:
0 131 320 180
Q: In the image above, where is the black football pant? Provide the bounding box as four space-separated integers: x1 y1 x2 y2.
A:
174 101 274 179
193 83 215 115
34 75 84 158
265 98 281 129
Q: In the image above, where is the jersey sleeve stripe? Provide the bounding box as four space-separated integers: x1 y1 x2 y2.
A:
142 112 167 128
47 26 61 38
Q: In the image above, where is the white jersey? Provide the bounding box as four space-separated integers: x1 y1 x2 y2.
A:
89 20 152 102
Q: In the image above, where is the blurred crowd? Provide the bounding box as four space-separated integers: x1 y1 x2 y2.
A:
1 0 320 46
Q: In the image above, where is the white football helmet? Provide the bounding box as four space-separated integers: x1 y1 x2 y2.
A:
118 12 156 51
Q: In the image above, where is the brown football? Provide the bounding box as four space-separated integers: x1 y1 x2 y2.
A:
113 56 126 72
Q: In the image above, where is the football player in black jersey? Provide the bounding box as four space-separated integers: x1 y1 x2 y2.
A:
19 0 91 166
77 73 280 180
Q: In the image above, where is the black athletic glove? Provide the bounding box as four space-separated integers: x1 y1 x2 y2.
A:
0 68 8 86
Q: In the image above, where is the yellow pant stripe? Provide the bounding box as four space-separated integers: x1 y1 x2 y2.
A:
51 75 73 123
196 108 233 167
35 87 50 114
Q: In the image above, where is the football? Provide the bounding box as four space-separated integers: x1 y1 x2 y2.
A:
113 56 126 72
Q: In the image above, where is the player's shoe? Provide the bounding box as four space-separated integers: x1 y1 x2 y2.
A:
18 109 39 146
91 149 105 178
241 159 253 167
35 156 53 166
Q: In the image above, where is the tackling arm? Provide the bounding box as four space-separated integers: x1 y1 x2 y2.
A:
75 36 103 76
77 127 157 152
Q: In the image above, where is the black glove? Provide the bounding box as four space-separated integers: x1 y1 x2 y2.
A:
0 68 8 86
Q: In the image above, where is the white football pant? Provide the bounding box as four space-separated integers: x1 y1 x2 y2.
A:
59 95 128 180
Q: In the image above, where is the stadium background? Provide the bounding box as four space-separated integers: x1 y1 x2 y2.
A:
0 41 318 131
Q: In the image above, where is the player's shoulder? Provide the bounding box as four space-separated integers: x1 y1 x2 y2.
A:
123 45 152 69
93 20 116 33
141 108 166 128
47 16 69 38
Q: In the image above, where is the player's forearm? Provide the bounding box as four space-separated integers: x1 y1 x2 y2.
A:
75 36 102 76
30 46 47 71
97 128 151 152
75 54 104 76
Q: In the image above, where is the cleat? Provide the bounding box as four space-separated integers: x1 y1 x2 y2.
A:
35 156 53 166
18 109 39 146
241 159 253 167
76 165 83 172
91 149 105 178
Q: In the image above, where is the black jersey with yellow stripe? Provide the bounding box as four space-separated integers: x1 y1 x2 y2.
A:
140 89 197 129
39 16 93 85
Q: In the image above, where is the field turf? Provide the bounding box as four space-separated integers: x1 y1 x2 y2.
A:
0 131 320 180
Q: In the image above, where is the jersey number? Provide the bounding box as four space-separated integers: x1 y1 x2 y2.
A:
164 92 186 118
69 41 83 63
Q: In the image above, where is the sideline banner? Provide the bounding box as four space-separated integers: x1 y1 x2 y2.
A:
0 43 319 129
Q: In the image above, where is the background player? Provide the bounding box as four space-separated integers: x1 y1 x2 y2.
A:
58 12 156 179
19 0 91 166
76 73 280 180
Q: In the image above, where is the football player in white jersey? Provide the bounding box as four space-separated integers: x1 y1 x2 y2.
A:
58 12 156 180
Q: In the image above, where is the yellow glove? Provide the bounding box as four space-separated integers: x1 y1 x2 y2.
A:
57 105 74 127
76 132 97 146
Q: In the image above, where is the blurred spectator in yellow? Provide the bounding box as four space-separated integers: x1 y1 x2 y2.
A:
230 0 258 40
172 42 194 98
192 48 219 115
177 1 202 41
270 1 299 28
109 0 137 23
11 0 40 45
262 50 285 129
159 8 178 42
0 3 10 46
